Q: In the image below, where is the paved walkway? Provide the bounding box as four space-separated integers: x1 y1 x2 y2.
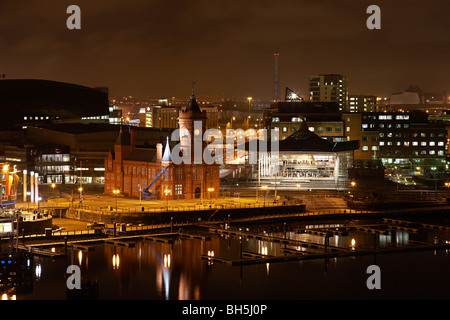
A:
52 218 90 231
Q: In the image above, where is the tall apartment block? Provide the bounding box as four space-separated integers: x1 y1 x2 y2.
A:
309 74 348 111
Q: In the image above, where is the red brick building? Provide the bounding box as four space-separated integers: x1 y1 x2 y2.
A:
104 93 220 200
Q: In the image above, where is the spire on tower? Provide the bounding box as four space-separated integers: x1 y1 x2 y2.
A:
192 81 196 97
162 136 172 162
185 82 202 113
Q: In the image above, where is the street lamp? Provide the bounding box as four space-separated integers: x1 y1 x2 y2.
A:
164 188 172 211
51 183 57 200
296 183 301 199
247 97 252 129
445 182 450 198
261 185 268 207
207 187 214 200
138 183 142 206
78 187 83 204
113 189 120 213
351 181 356 188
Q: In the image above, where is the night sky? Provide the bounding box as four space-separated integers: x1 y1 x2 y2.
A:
1 0 449 100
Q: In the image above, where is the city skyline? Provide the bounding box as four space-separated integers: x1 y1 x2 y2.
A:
0 1 449 99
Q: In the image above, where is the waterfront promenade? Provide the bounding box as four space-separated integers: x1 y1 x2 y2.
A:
10 188 450 241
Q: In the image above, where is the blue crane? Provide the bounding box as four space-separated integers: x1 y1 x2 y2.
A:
141 168 167 199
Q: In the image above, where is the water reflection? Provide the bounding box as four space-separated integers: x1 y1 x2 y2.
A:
7 218 450 300
112 253 120 269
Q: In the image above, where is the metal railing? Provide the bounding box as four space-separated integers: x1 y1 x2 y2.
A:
69 200 304 214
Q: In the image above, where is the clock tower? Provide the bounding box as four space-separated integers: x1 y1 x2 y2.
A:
178 86 207 164
177 86 219 200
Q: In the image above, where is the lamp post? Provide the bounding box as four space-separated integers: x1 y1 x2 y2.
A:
78 187 83 205
247 97 252 129
261 185 268 207
207 187 214 200
138 183 142 206
296 183 301 199
164 188 172 211
445 182 450 198
113 189 120 213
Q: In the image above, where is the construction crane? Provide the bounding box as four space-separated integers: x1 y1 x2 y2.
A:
141 167 167 199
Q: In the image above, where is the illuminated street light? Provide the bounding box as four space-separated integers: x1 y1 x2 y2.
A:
351 181 356 188
247 97 252 128
113 189 120 213
260 185 268 207
296 183 301 198
78 186 83 204
207 187 215 199
445 182 450 198
164 188 172 211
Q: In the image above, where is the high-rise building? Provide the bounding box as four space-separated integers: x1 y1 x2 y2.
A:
309 74 348 111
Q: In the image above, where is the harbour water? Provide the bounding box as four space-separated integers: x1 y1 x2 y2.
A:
10 217 450 300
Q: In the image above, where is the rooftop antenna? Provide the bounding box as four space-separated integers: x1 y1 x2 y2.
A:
274 53 279 102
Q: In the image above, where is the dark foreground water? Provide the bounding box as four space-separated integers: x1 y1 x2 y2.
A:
12 219 450 300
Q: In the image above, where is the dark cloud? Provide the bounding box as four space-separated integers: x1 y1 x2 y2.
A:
0 0 449 99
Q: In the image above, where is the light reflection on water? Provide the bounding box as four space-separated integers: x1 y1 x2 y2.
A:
15 220 450 300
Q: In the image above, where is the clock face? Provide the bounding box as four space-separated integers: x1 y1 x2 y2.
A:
194 129 200 136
